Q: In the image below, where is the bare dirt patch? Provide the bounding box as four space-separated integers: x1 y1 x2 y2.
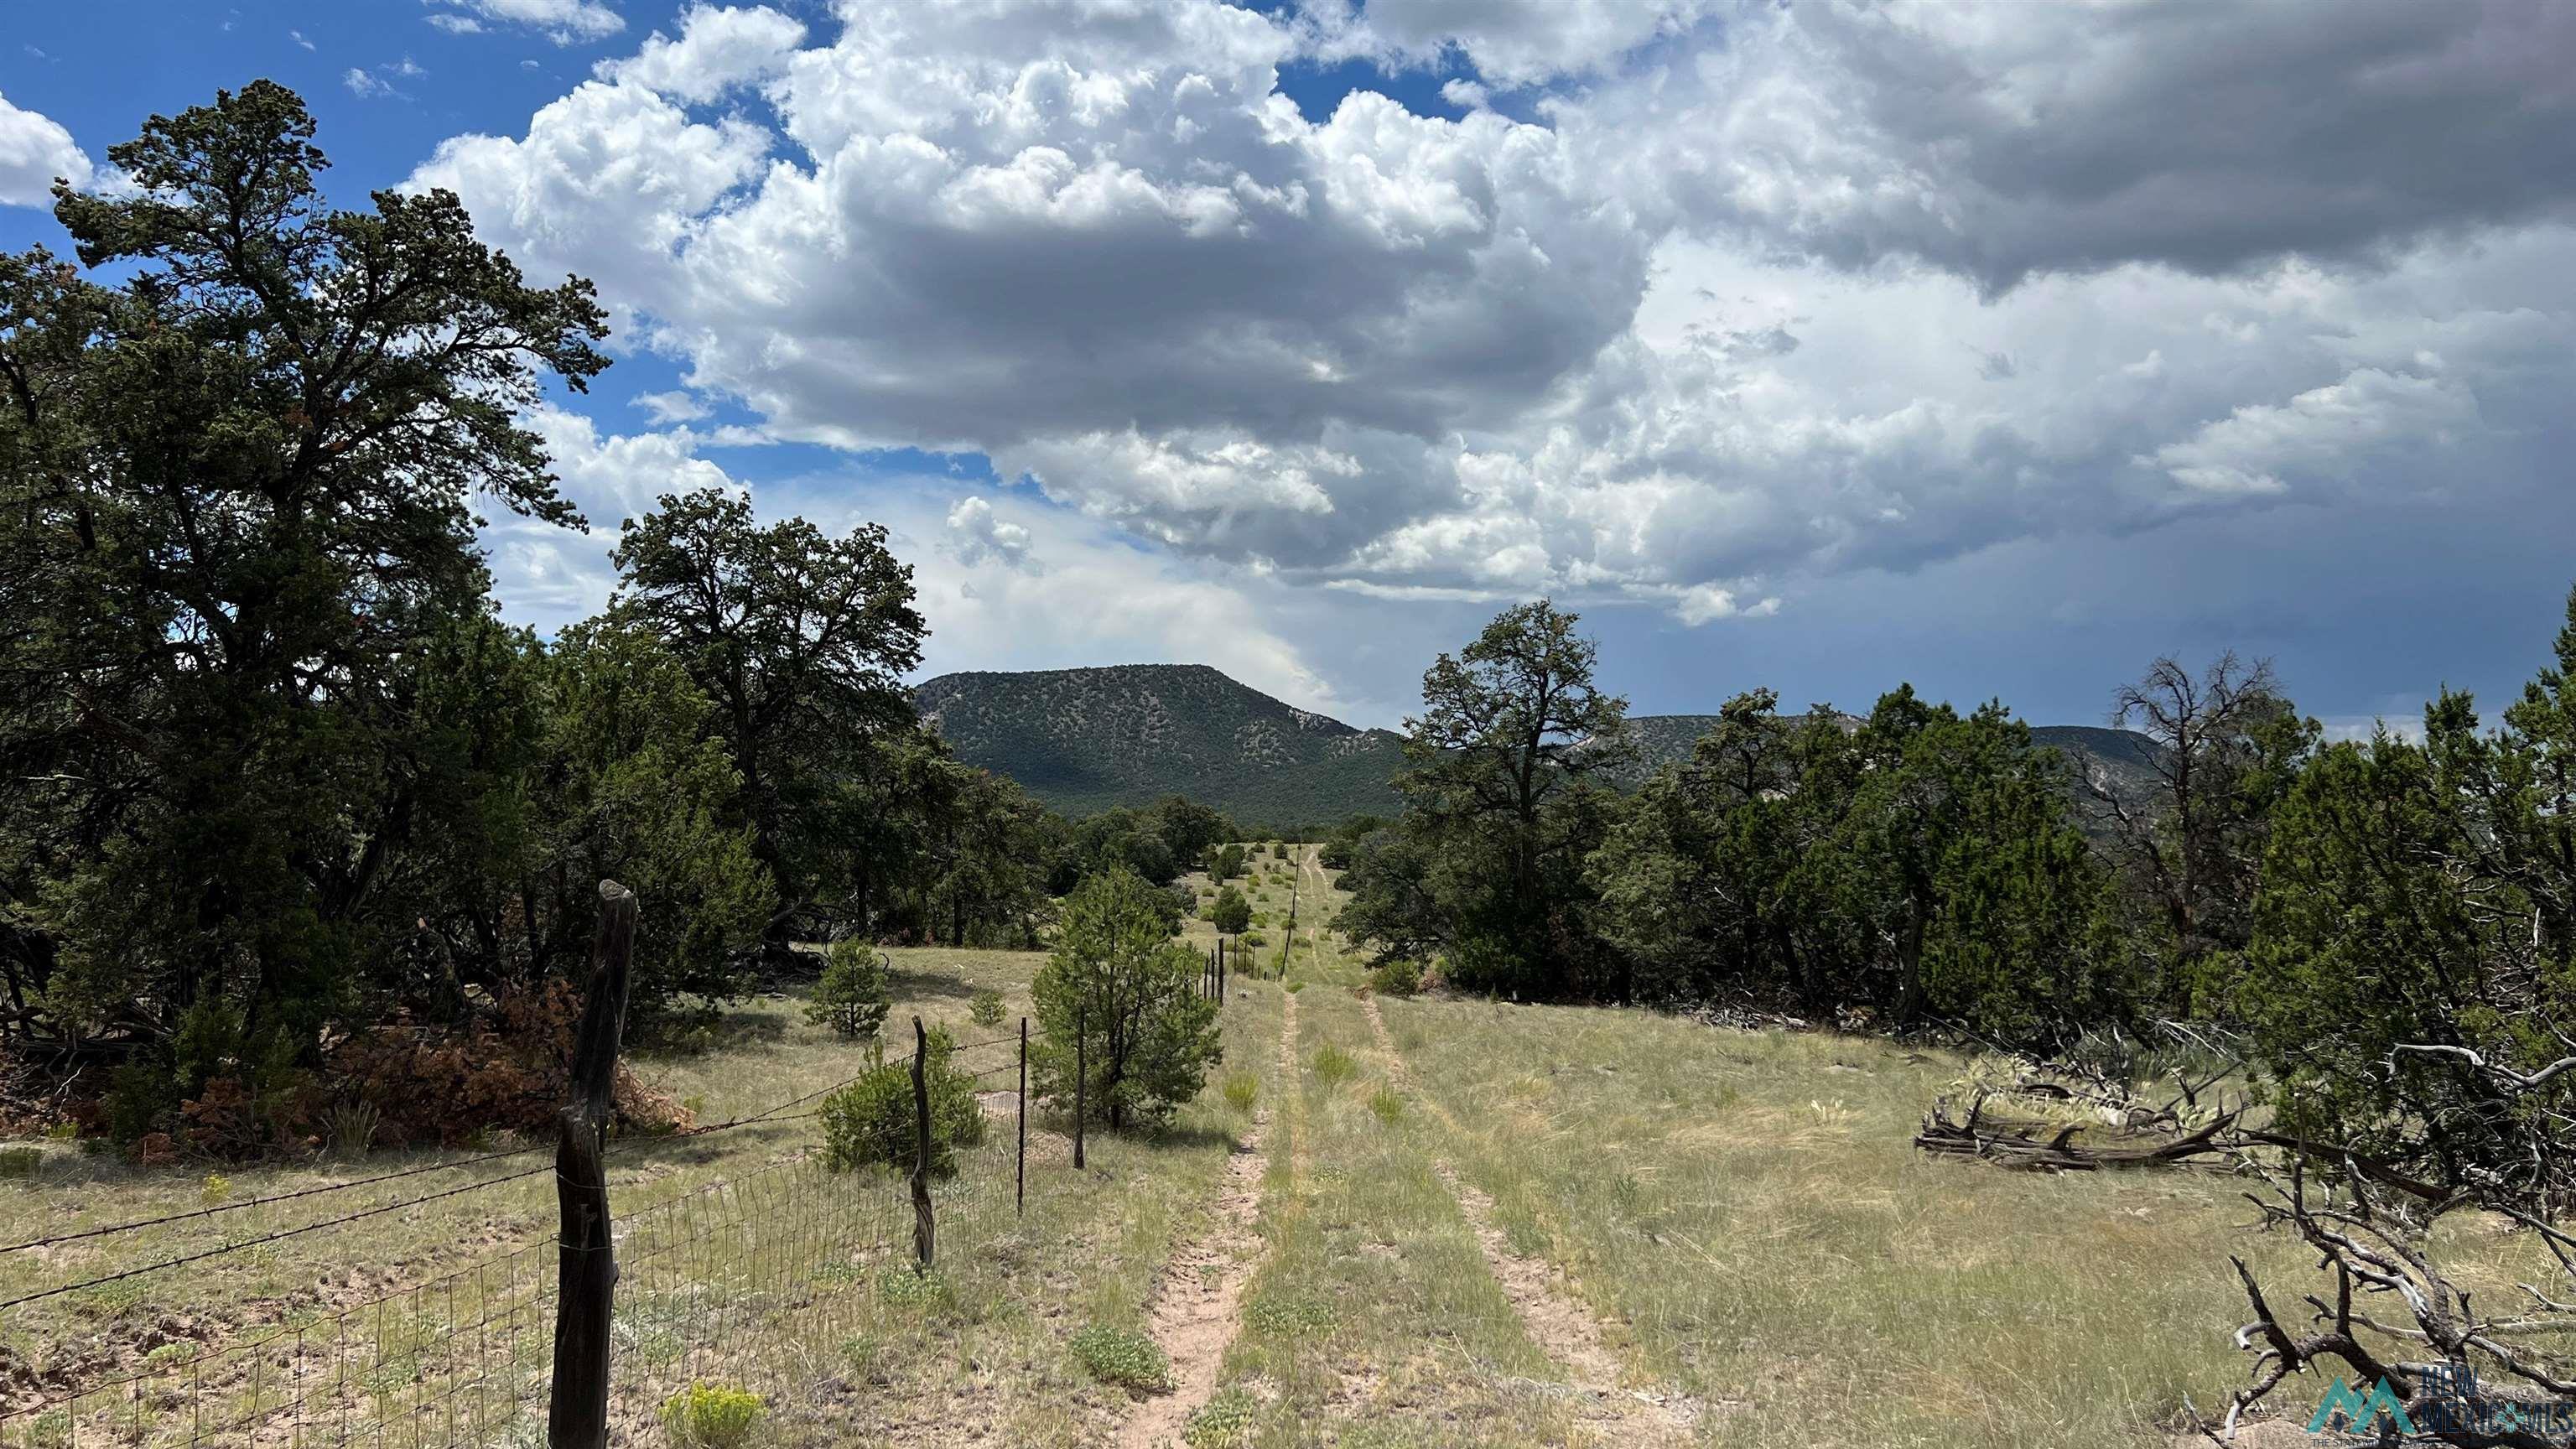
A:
1114 989 1292 1448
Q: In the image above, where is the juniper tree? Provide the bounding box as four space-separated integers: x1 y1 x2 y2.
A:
1 82 607 1062
1032 868 1221 1130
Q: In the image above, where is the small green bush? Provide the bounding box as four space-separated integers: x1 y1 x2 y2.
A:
1070 1322 1169 1390
1368 1088 1404 1124
659 1382 764 1448
969 988 1007 1029
1311 1043 1355 1084
819 1025 989 1176
1220 1072 1259 1112
1244 1294 1336 1336
1186 1387 1260 1446
1285 979 1304 994
0 1147 40 1180
1368 959 1421 997
808 939 891 1041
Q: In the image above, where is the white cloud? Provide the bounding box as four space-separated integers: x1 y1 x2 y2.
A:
632 390 709 424
480 408 750 629
597 6 806 104
289 29 315 50
0 91 91 207
2148 366 2479 499
895 491 1346 714
945 496 1034 570
426 0 622 45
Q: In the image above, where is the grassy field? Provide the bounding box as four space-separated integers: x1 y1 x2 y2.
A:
4 841 2554 1446
0 943 1283 1448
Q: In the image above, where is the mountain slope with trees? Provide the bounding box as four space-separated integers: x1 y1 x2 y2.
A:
913 664 1407 828
917 667 2168 829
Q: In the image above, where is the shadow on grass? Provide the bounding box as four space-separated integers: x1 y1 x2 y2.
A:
632 998 799 1061
887 967 982 1005
1026 1113 1247 1155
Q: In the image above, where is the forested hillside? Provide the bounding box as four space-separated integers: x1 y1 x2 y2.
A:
917 669 2165 830
914 665 1405 828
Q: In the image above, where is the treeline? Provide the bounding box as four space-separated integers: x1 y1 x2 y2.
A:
0 86 1238 1153
1339 598 2576 1199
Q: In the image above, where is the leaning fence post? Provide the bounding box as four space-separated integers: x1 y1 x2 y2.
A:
1015 1018 1028 1216
911 1016 934 1270
548 880 635 1449
1073 1002 1088 1171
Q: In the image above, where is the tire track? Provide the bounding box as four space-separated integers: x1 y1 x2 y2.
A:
1361 995 1704 1442
1113 987 1297 1448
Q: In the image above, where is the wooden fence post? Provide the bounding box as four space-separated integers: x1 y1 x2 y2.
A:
548 880 636 1449
1073 1002 1087 1171
1218 939 1226 1001
1279 865 1297 979
1015 1018 1028 1217
911 1016 934 1270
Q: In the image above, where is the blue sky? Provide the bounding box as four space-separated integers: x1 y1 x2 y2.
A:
8 1 2573 733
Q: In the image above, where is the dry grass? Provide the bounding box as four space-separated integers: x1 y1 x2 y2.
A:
11 847 2559 1447
0 946 1285 1449
1372 986 2564 1446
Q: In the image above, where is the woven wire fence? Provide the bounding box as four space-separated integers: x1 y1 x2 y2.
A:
0 1035 1039 1449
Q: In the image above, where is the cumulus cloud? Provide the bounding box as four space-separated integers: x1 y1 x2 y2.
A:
945 496 1035 570
0 91 91 206
597 5 805 103
426 0 622 45
1570 0 2576 292
632 390 710 424
420 0 2576 641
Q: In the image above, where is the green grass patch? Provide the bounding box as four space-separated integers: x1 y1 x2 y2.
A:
1069 1322 1170 1390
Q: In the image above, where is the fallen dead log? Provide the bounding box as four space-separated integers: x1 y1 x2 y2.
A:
1913 1093 2245 1171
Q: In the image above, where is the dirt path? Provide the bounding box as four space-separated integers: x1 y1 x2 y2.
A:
1361 995 1705 1442
1113 988 1296 1449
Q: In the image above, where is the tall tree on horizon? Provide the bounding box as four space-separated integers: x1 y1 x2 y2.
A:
1354 600 1633 999
608 486 927 954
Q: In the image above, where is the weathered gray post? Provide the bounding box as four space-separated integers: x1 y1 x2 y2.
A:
548 880 635 1449
1073 1002 1088 1171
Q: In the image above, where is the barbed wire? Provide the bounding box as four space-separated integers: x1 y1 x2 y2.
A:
0 1161 562 1313
0 1029 1027 1259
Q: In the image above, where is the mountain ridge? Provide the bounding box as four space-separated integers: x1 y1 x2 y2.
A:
913 663 2164 828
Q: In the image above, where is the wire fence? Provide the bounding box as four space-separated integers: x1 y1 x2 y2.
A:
0 1031 1049 1449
